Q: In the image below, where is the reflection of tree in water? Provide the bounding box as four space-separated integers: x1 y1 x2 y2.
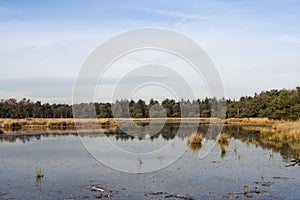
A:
0 133 43 143
161 123 179 139
113 133 134 141
1 124 300 160
223 126 300 160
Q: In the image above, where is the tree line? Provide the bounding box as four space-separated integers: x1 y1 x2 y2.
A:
0 87 299 120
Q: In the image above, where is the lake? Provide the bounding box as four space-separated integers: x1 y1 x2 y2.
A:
0 123 299 199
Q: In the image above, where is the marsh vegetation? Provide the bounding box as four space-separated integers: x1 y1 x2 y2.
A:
187 132 203 152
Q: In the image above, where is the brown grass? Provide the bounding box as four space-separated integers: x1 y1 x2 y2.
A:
187 132 203 152
217 133 230 145
0 117 221 133
256 120 300 158
225 118 275 126
188 132 203 144
1 117 298 136
260 120 300 143
0 117 277 131
217 133 230 158
35 167 44 178
0 118 117 133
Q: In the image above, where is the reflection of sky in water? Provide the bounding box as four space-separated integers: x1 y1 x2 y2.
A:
82 135 187 173
0 125 300 199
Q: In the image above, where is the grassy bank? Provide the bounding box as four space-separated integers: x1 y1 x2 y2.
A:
234 119 300 158
0 117 217 131
1 117 300 158
1 117 299 136
0 117 293 129
225 118 276 126
258 120 300 157
0 118 117 132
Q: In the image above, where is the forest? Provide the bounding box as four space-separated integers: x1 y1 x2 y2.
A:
0 87 299 120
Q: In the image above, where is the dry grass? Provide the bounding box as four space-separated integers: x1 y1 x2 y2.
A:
125 117 274 125
260 120 300 143
35 167 44 178
0 117 276 131
257 120 300 158
223 118 300 157
225 118 274 126
0 118 117 132
217 133 230 145
188 133 203 144
0 117 219 133
189 143 202 153
217 133 230 158
187 132 203 153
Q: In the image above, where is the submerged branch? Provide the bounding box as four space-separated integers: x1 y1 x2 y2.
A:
285 158 300 167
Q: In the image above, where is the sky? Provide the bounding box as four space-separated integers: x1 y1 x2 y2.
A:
0 0 299 103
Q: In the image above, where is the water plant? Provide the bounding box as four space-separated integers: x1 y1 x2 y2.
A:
188 133 203 152
217 133 230 145
188 133 203 144
35 167 44 178
217 133 230 158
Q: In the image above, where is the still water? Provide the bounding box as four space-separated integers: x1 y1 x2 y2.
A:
0 123 299 199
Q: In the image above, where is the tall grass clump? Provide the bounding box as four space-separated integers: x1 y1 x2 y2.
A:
258 120 300 158
35 167 44 178
217 133 230 158
188 133 203 152
260 120 300 143
217 133 230 145
188 133 203 144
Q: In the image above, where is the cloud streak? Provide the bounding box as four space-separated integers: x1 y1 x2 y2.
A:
0 0 299 102
144 8 212 22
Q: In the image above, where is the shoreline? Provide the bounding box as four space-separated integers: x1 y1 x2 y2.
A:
0 117 291 131
1 118 299 152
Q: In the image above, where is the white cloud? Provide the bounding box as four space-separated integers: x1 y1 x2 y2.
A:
0 1 300 102
280 34 300 43
145 8 212 22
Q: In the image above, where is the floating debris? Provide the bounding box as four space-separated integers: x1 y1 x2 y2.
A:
165 194 194 200
88 185 113 199
272 176 293 180
254 181 274 188
286 158 300 167
144 191 165 196
88 185 105 192
95 194 112 199
0 192 8 196
145 191 194 200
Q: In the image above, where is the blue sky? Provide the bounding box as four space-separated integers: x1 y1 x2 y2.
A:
0 0 299 103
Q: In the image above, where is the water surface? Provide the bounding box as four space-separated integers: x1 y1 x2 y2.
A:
0 123 299 199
